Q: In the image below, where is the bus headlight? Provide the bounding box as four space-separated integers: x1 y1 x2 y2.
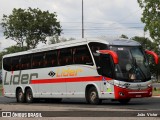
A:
148 84 152 87
119 92 125 96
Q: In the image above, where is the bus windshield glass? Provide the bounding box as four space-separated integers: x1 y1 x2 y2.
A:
110 46 151 82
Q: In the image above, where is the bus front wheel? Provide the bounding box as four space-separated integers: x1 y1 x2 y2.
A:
16 88 25 103
25 88 33 103
86 87 102 105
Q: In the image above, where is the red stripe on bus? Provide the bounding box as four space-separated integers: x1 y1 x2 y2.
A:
30 76 111 84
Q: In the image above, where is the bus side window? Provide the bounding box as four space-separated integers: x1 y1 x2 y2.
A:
100 54 114 78
58 48 73 66
21 55 31 70
3 58 11 71
32 52 44 69
74 45 93 65
12 57 20 71
45 50 58 67
88 42 108 66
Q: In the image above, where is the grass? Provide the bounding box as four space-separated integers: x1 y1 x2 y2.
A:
0 84 2 96
152 80 160 96
152 87 160 96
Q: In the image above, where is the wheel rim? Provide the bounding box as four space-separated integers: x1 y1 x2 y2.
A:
18 92 23 101
90 91 97 102
27 92 32 101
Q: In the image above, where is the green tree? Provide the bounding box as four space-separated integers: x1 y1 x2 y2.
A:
1 8 62 49
131 36 158 51
0 46 27 68
137 0 160 44
48 36 75 45
48 35 61 44
120 34 129 39
131 36 160 78
4 46 28 54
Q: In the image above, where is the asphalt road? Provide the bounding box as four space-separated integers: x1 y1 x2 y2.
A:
0 96 160 110
0 96 160 120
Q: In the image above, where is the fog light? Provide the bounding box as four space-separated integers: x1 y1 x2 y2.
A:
119 92 125 96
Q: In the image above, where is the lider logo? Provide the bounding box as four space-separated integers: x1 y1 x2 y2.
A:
4 71 38 85
48 71 56 77
56 68 83 77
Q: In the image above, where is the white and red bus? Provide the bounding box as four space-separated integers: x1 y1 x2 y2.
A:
2 38 159 104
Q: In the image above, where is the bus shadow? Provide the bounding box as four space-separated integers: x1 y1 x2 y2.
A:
31 98 149 106
0 97 157 108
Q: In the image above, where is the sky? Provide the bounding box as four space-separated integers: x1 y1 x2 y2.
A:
0 0 146 51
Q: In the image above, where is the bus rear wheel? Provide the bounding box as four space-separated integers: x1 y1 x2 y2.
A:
118 99 131 104
16 89 25 103
86 87 101 105
25 88 33 103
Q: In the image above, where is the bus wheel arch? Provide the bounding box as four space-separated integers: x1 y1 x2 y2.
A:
16 87 25 103
85 84 102 105
25 87 34 103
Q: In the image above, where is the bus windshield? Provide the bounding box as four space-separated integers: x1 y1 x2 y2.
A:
110 46 151 82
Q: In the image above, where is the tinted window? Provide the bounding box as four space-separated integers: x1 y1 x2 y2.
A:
58 48 73 66
45 50 58 67
21 55 31 70
73 45 93 65
3 57 11 71
100 54 114 78
32 52 45 68
3 45 94 71
89 42 108 67
89 42 108 53
12 57 20 71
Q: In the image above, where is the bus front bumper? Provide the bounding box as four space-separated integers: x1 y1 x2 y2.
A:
114 85 152 99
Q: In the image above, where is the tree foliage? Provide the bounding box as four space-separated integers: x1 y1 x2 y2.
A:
0 46 27 68
120 34 129 39
4 46 28 54
48 35 61 44
131 36 160 77
137 0 160 44
48 36 75 45
1 8 62 49
131 36 158 52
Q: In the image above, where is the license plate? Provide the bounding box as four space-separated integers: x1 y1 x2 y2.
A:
136 95 142 97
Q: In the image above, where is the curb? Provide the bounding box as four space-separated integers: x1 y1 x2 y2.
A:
152 95 160 97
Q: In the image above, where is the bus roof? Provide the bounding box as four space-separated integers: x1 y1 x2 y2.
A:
3 37 141 58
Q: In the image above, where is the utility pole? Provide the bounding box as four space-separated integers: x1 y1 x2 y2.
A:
82 0 84 38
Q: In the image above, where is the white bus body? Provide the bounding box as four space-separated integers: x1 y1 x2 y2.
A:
2 38 158 104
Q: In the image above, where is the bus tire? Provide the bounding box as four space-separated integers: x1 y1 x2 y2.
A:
25 88 33 103
86 87 102 105
16 88 25 103
118 99 131 104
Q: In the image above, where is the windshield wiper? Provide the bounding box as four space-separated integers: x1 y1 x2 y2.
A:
133 58 146 80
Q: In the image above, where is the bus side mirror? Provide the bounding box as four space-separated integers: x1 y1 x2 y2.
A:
96 50 118 64
96 50 119 78
145 50 159 64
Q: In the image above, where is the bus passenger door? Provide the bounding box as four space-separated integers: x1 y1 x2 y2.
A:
99 54 115 98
